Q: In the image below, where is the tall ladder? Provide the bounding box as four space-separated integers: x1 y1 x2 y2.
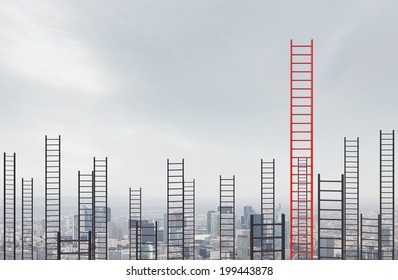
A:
22 178 34 260
184 179 195 260
290 39 314 260
344 137 360 259
380 130 394 259
129 188 142 260
261 159 275 260
220 175 235 260
167 159 184 260
93 157 108 260
45 135 61 260
3 153 16 260
78 171 94 260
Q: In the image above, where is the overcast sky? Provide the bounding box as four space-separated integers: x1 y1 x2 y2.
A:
1 0 397 214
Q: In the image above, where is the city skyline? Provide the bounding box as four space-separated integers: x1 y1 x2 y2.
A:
0 0 398 206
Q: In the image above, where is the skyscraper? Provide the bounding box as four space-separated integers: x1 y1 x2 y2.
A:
207 211 215 233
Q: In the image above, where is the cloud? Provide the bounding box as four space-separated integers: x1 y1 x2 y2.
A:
0 0 397 208
0 0 117 95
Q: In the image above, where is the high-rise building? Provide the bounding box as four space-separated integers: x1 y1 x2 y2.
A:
141 244 155 260
275 203 281 223
210 212 220 239
80 205 93 240
107 207 112 222
207 211 215 233
236 229 250 260
241 206 255 229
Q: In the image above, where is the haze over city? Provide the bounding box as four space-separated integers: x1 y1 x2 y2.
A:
1 0 397 213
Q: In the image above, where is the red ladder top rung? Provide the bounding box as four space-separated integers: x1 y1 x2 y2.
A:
292 43 312 47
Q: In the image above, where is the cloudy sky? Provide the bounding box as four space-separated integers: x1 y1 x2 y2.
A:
1 0 397 214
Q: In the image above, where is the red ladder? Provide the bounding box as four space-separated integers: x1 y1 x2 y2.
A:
290 39 314 260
